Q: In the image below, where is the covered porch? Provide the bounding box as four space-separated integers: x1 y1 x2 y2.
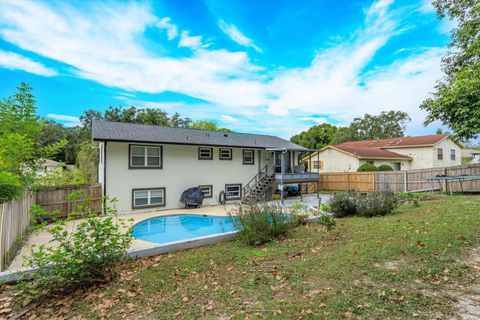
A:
266 148 320 203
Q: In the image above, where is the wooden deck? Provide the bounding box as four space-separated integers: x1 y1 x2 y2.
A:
275 172 319 183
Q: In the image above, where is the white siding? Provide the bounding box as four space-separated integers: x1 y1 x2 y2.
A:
384 146 433 170
308 148 360 173
432 138 462 167
385 137 461 169
98 142 105 195
105 142 268 214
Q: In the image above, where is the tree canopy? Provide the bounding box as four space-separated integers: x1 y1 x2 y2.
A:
79 106 193 131
420 0 480 141
0 83 66 183
331 111 411 144
290 123 337 150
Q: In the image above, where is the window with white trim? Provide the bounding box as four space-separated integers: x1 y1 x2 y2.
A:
243 149 254 165
198 185 213 198
393 162 401 171
450 149 456 161
133 188 165 208
130 145 162 168
219 148 232 160
198 147 213 160
437 148 443 160
225 184 242 200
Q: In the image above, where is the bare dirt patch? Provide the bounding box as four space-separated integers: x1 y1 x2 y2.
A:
453 247 480 320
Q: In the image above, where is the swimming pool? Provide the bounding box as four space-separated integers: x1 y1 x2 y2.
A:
132 214 237 244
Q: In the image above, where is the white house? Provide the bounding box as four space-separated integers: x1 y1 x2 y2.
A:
303 134 463 173
93 121 317 214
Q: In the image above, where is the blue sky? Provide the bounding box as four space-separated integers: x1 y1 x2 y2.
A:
0 0 453 138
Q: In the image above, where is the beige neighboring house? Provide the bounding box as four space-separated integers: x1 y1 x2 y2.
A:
461 148 480 165
93 121 318 214
303 134 463 173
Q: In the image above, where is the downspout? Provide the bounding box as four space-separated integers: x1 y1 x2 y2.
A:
103 141 107 214
280 149 288 204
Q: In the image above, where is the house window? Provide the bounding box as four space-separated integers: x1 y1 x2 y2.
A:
225 184 242 200
437 148 443 160
313 161 323 169
393 162 401 171
198 147 213 160
243 149 254 165
130 145 162 168
366 160 374 165
219 148 232 160
198 185 213 198
450 149 456 161
132 188 165 208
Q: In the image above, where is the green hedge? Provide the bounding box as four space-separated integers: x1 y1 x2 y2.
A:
357 163 379 172
378 164 394 171
0 171 23 203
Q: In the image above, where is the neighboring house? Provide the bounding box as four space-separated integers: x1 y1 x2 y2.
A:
303 134 463 173
462 148 480 165
92 121 317 214
36 159 62 176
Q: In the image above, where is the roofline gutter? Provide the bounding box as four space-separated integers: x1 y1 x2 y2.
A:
93 138 308 152
357 156 413 161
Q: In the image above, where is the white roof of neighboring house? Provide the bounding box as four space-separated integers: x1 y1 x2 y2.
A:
39 159 60 167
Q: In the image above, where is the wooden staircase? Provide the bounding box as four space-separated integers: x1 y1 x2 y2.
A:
243 165 276 201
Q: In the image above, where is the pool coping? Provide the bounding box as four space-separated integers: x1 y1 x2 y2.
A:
0 215 322 284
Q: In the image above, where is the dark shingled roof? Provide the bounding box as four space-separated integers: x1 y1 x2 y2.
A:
92 121 308 151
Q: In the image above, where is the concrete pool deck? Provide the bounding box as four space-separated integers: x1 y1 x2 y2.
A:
6 194 330 271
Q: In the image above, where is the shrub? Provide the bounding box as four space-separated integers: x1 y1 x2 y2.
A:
329 192 358 217
317 215 336 231
330 191 401 217
320 202 331 212
378 164 393 171
21 197 132 298
0 171 23 203
230 201 305 246
357 163 379 172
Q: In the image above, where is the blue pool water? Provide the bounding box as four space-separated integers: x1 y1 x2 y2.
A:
132 214 237 244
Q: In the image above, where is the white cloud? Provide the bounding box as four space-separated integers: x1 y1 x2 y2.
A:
47 113 81 127
299 117 327 124
0 0 447 137
218 19 262 52
178 31 203 49
220 115 238 123
156 17 178 40
0 49 57 76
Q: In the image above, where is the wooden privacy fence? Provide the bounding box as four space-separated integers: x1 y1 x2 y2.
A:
0 184 102 271
0 192 35 270
319 172 375 192
313 164 480 193
36 183 103 218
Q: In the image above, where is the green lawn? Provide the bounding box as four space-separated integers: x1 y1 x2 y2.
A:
8 195 480 319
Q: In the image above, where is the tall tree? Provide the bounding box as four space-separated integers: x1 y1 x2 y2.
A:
421 0 480 140
0 83 66 183
290 123 337 150
331 111 411 144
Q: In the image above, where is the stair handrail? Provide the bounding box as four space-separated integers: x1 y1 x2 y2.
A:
243 165 275 198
